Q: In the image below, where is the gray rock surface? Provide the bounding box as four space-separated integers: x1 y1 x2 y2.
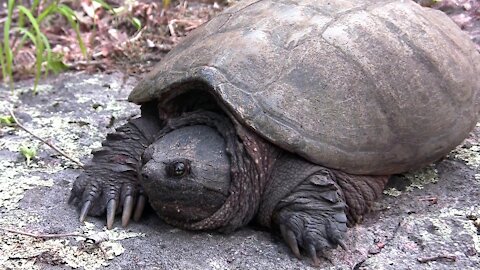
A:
0 72 479 269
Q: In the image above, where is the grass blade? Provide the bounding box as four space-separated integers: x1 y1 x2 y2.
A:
0 43 6 81
16 27 38 46
131 17 142 31
38 32 53 77
163 0 171 9
17 5 44 91
3 0 15 87
93 0 115 14
57 4 87 57
31 0 40 12
37 3 57 24
17 6 42 37
33 38 43 91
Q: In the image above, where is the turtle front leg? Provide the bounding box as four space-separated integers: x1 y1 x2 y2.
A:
69 106 161 228
259 155 387 266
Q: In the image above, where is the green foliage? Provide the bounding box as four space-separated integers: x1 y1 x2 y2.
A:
19 144 37 166
109 1 143 32
92 0 114 11
130 17 142 31
0 0 86 92
1 0 15 89
0 115 16 126
0 0 175 91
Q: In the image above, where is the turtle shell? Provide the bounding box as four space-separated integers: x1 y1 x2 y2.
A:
129 0 480 175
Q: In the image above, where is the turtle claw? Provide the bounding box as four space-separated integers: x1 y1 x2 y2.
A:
122 196 134 227
106 200 117 229
70 172 142 229
277 210 346 266
337 239 348 251
67 193 77 204
79 201 92 222
280 224 301 258
272 172 350 266
69 117 158 228
133 195 146 222
306 244 320 267
71 180 143 229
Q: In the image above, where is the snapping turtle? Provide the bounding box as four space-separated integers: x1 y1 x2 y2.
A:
69 0 480 265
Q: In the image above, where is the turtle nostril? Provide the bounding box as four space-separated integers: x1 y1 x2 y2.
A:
141 173 149 181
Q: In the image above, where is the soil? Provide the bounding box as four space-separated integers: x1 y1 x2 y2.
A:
0 1 479 269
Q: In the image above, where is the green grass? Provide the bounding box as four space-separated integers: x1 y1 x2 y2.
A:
0 0 174 92
0 0 86 92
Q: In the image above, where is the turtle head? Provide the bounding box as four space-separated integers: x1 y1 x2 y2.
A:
140 124 231 226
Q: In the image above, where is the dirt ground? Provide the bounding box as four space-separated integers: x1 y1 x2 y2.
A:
1 1 480 270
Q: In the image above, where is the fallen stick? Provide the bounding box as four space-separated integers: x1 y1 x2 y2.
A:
8 107 84 167
417 254 457 263
0 227 81 239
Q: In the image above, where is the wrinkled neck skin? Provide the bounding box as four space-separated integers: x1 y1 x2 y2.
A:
213 119 282 233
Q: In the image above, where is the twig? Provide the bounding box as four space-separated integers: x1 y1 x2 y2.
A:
8 108 84 167
417 254 457 263
167 19 202 37
168 20 177 37
419 196 438 205
126 27 146 44
0 227 81 239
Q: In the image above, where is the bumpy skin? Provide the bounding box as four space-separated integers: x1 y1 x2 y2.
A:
258 154 387 265
70 110 388 265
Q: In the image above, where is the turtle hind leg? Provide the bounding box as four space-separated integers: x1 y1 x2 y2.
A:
272 170 348 266
69 107 161 229
262 154 388 266
331 170 389 226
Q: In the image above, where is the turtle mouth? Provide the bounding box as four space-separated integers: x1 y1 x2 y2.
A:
145 178 230 224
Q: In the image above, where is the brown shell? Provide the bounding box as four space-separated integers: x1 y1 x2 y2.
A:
129 0 480 175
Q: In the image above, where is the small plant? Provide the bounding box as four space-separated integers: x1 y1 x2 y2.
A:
0 115 16 126
19 144 37 166
0 0 86 91
105 0 142 32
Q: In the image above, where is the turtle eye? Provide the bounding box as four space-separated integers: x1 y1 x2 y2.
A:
166 160 190 177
